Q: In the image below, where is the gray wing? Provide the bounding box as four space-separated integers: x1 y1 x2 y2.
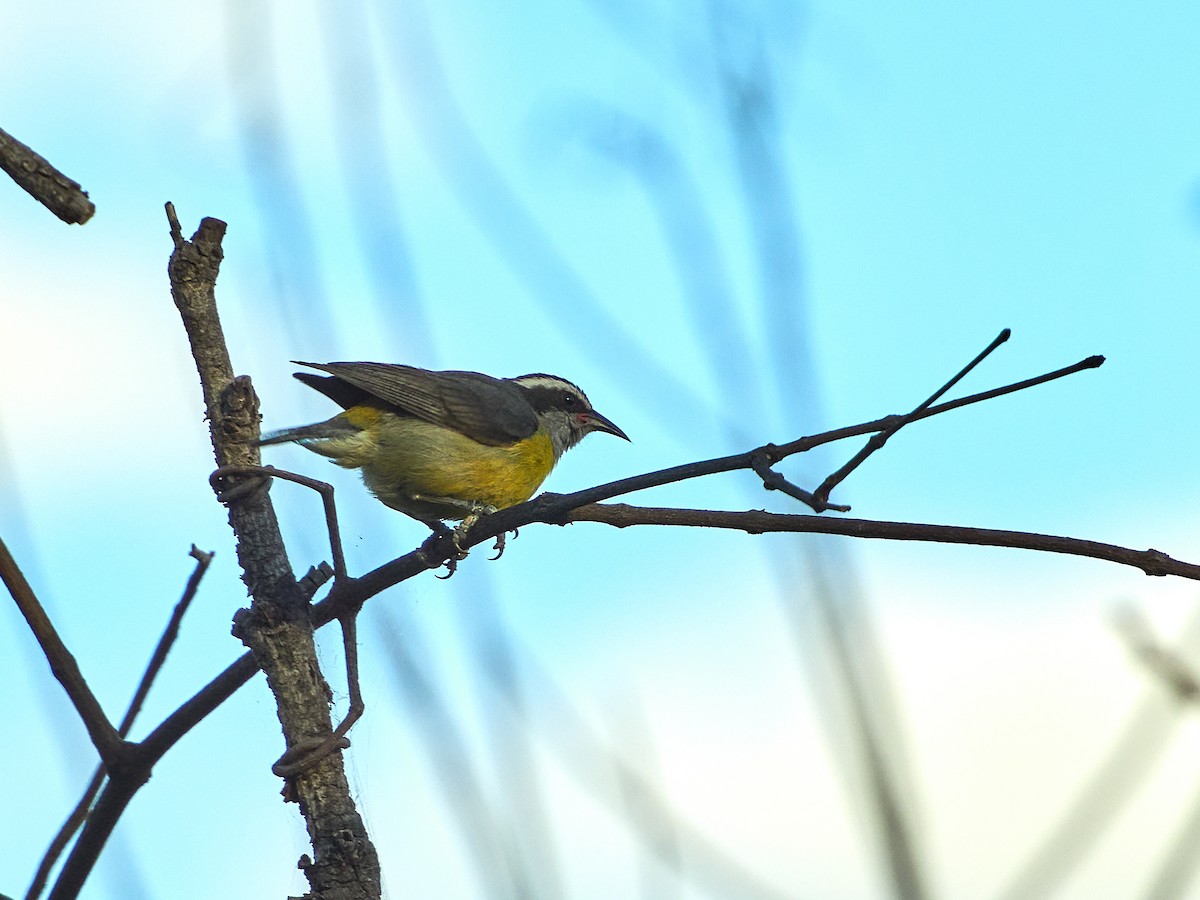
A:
293 361 538 446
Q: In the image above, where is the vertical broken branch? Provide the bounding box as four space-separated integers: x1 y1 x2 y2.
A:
164 203 380 899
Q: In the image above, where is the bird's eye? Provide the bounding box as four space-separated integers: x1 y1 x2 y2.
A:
562 392 576 407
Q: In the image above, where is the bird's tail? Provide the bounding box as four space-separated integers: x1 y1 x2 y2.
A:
258 417 359 447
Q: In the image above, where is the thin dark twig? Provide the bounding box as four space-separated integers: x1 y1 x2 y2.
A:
28 776 105 900
271 610 363 778
44 776 142 900
121 546 216 734
125 419 1200 822
27 547 214 900
567 503 1200 580
812 328 1010 507
749 448 850 513
333 348 1112 604
775 353 1104 459
0 126 94 224
0 537 123 768
211 465 346 580
916 328 1011 412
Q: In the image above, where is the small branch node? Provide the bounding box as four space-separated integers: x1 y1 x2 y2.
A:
750 449 849 514
812 327 1014 505
299 563 336 599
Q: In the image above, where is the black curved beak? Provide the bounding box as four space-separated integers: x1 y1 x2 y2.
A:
584 409 630 441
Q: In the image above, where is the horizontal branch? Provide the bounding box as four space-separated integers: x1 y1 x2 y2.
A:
136 473 1200 809
128 343 1116 808
567 504 1200 581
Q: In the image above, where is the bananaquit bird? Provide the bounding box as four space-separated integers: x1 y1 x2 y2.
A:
260 361 626 776
261 361 630 533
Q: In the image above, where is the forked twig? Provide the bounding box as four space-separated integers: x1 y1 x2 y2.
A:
771 352 1105 460
27 546 214 900
810 328 1011 509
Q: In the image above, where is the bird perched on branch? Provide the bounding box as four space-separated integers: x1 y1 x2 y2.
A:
261 361 629 534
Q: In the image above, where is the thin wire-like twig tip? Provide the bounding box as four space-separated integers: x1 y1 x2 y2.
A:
1083 355 1105 368
998 327 1012 341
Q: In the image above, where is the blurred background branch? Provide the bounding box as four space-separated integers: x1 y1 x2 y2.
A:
4 1 1200 898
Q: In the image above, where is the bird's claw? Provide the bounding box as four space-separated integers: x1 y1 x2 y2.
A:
488 527 519 560
489 534 505 560
434 536 470 579
430 519 474 579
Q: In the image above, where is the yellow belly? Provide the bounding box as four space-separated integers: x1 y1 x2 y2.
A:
316 408 557 522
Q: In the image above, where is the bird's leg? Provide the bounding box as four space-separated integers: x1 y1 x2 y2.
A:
410 494 499 555
272 606 365 778
456 500 500 557
458 499 497 531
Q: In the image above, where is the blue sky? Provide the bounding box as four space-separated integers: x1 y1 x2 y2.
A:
3 2 1200 898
